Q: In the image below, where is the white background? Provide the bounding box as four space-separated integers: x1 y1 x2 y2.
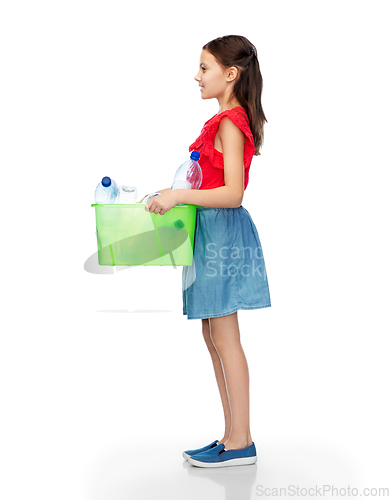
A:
1 1 389 499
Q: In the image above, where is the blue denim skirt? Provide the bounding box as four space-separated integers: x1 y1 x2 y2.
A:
182 205 271 320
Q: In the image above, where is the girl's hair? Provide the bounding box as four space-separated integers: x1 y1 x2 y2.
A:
203 35 267 156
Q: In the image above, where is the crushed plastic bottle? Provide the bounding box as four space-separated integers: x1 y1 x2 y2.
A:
171 151 202 191
115 185 138 204
143 192 161 204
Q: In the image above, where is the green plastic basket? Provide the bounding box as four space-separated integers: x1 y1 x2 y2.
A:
91 203 198 266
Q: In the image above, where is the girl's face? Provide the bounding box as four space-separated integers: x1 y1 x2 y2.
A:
194 49 235 101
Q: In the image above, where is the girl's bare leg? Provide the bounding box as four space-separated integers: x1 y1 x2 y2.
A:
202 318 231 443
208 312 253 450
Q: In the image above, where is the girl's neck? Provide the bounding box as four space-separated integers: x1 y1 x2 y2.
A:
218 101 244 114
217 106 244 115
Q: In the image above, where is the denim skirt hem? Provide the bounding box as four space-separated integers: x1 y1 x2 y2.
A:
182 205 271 321
183 302 272 321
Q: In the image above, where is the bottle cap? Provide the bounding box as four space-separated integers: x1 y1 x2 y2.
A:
190 151 200 161
174 219 185 229
102 176 112 187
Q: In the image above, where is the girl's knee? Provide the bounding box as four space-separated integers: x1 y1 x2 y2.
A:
209 314 240 349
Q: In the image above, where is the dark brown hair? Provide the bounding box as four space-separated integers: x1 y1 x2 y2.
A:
203 35 267 156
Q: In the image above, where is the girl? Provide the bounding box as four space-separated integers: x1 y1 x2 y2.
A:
144 35 271 468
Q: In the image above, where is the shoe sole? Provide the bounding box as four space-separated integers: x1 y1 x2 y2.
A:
187 455 257 468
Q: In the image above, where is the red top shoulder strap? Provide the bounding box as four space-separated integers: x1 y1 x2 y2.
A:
189 107 255 166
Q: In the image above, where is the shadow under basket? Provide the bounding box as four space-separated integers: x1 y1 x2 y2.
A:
91 203 198 266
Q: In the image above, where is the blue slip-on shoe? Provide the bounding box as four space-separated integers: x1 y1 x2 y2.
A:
182 439 219 460
187 442 257 468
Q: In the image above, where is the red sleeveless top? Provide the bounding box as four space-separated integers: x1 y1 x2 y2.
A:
189 106 255 191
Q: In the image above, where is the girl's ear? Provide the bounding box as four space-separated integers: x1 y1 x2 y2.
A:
226 66 239 83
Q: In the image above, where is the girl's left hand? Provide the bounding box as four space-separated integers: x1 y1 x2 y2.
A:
145 190 179 215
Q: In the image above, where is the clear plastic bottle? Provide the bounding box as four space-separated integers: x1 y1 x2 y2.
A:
95 176 118 204
171 151 202 191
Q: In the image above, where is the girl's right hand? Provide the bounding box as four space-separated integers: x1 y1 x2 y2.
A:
138 187 170 203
